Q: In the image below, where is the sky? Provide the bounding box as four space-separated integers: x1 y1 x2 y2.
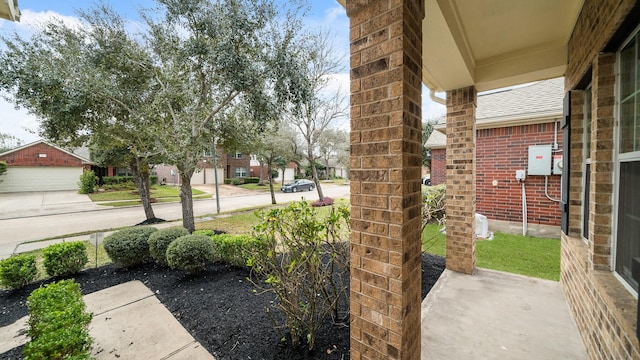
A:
0 0 445 144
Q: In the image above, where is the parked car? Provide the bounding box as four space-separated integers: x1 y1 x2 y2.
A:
422 177 431 186
281 179 315 193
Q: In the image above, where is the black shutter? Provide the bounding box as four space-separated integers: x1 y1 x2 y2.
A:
560 91 571 234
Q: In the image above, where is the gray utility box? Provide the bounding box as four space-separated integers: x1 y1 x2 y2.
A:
528 145 552 176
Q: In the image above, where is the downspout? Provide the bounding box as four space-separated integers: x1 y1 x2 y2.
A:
430 88 446 105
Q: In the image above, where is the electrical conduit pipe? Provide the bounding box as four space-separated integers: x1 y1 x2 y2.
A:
522 182 527 236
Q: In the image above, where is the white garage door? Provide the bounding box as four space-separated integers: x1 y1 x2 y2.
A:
0 167 84 192
190 169 205 185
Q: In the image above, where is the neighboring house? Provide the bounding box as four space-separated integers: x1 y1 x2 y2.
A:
0 140 92 192
154 149 249 186
427 78 564 237
249 155 296 182
339 0 640 359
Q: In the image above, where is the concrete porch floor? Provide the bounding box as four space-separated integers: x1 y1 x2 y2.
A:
421 268 587 359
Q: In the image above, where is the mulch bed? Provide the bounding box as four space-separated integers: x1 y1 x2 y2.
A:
0 253 445 359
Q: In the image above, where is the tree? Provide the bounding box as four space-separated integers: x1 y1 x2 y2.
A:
0 133 23 153
317 128 349 179
0 5 162 221
422 117 440 171
0 0 307 232
289 32 348 201
138 0 308 232
252 123 298 204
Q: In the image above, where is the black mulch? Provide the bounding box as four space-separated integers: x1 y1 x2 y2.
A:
1 253 445 360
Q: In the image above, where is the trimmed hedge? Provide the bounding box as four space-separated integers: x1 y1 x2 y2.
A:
42 242 88 277
24 280 93 360
243 177 260 184
103 226 158 268
0 254 38 289
211 234 267 268
148 227 190 266
166 234 214 274
102 175 158 185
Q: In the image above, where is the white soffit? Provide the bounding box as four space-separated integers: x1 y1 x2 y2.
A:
338 0 583 92
425 0 583 92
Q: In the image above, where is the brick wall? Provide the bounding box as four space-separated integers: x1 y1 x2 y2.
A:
431 121 563 227
0 142 84 167
566 0 636 90
430 148 446 185
221 153 250 178
562 0 640 358
476 122 562 226
347 0 424 358
561 235 640 359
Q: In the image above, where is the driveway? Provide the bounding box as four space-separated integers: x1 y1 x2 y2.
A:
0 191 101 220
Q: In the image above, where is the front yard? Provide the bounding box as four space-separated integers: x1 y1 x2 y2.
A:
422 223 561 281
88 185 208 206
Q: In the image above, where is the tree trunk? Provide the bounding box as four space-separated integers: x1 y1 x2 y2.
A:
179 172 196 233
267 163 276 204
258 160 265 186
309 154 324 201
131 158 156 220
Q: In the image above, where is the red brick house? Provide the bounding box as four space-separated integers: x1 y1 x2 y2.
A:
340 0 640 358
153 149 249 186
427 78 564 237
0 140 92 192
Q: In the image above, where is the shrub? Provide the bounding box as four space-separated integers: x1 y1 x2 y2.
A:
311 197 334 207
78 170 97 194
24 279 92 360
150 175 158 185
193 229 223 236
0 254 38 289
148 227 189 266
249 201 350 350
103 226 157 267
0 160 7 177
422 184 446 230
102 176 134 185
42 242 88 277
211 234 267 267
166 234 214 274
243 176 260 184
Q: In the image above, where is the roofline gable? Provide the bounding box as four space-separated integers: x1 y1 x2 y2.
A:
0 139 93 164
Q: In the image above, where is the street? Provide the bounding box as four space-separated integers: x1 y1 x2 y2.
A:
0 184 350 245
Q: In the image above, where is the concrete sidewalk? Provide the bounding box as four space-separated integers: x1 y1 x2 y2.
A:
0 281 214 359
0 220 184 260
421 268 587 359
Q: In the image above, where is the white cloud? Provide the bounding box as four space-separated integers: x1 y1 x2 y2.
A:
2 9 84 33
324 5 346 22
0 98 41 144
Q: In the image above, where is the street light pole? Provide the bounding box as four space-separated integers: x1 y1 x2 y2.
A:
213 138 221 214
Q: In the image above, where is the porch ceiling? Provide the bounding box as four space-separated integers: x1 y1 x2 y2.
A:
339 0 584 92
0 0 20 22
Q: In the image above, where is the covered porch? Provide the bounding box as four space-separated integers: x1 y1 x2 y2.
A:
339 0 592 358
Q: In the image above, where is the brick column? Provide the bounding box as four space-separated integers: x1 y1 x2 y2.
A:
347 0 424 359
445 86 477 274
589 53 615 270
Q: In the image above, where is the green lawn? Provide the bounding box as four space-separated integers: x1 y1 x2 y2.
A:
195 198 350 234
422 223 561 281
89 185 206 203
238 183 272 191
